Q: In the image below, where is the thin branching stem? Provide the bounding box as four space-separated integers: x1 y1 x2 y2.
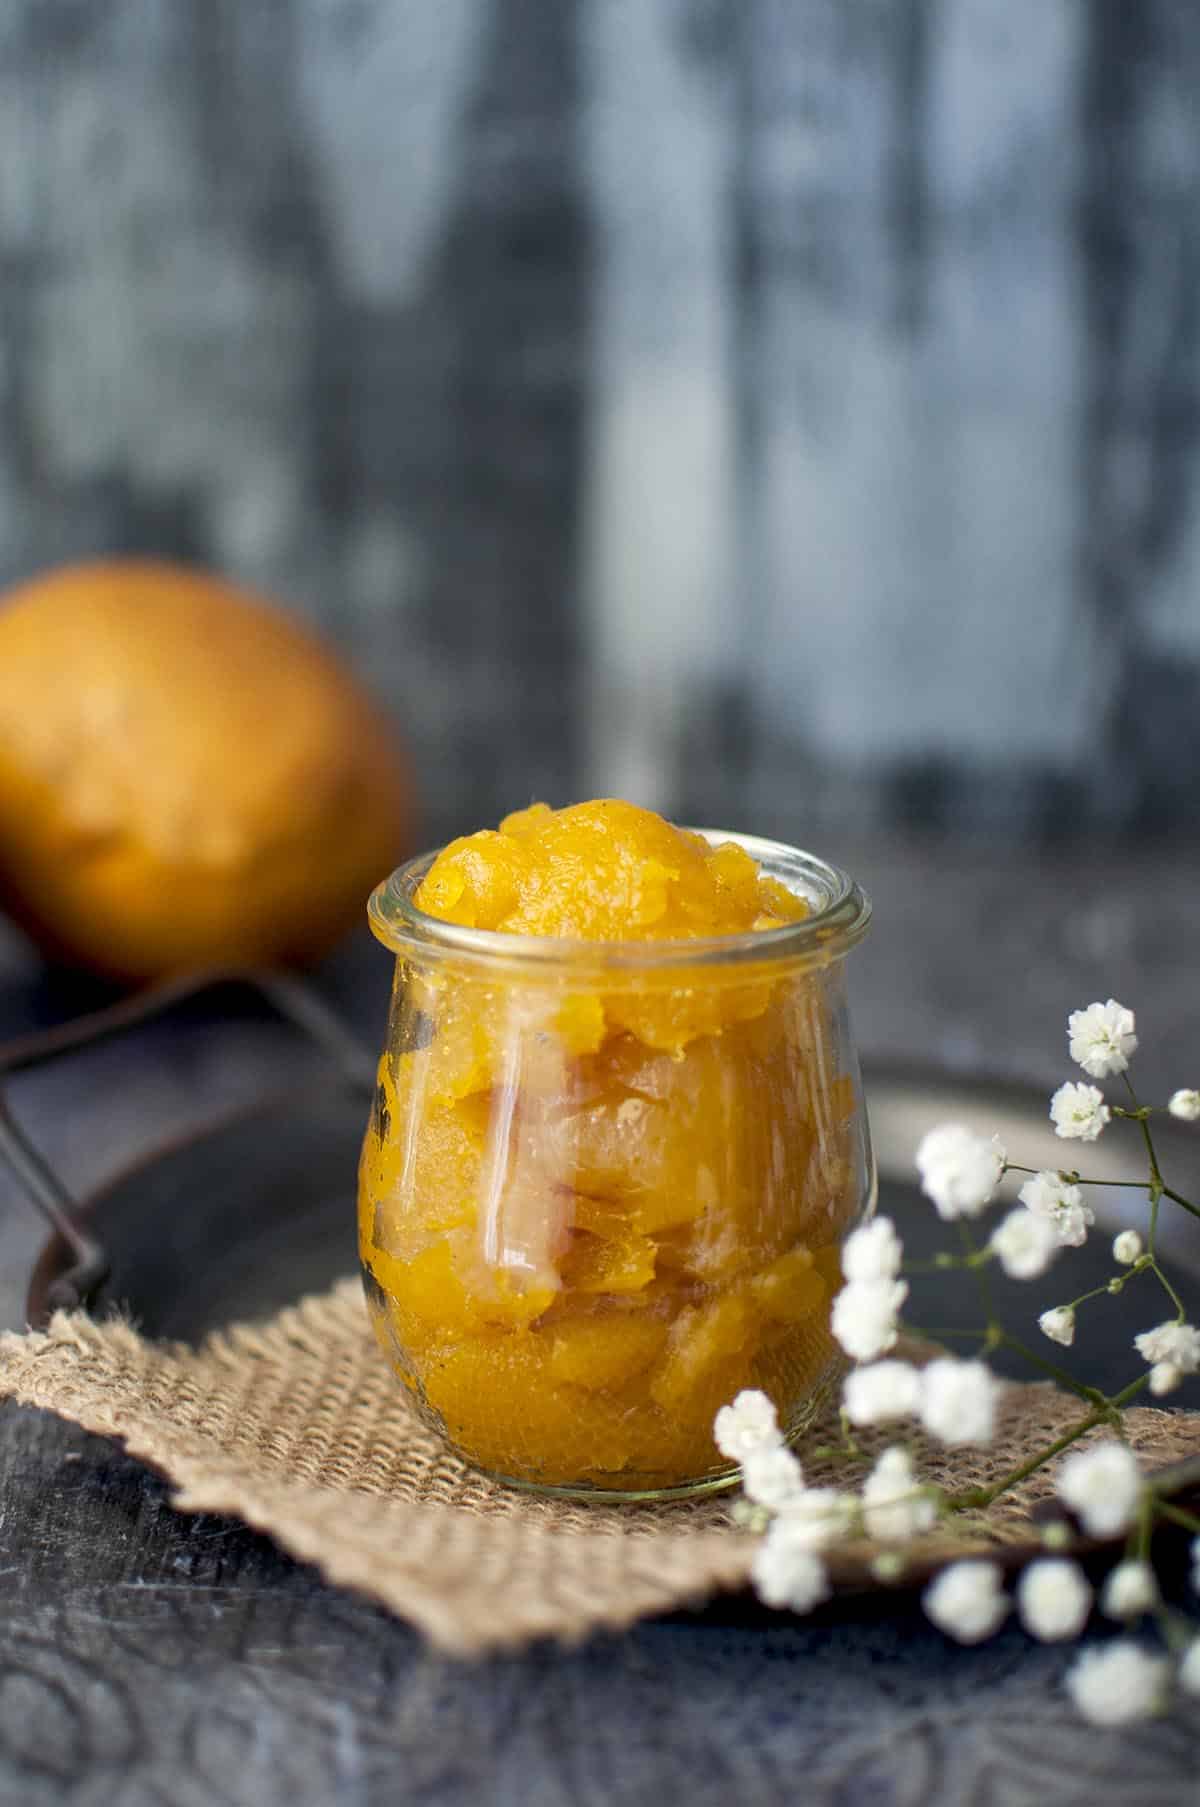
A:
948 1409 1106 1510
907 1325 989 1341
1123 1074 1165 1254
995 1332 1104 1406
1148 1257 1187 1324
1004 1162 1144 1190
1163 1186 1200 1225
957 1218 999 1326
901 1256 975 1275
1156 1499 1200 1538
1065 1273 1137 1313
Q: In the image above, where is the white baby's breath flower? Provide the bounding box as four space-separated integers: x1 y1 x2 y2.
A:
1149 1361 1184 1397
1057 1442 1142 1537
915 1125 1005 1220
1068 1000 1138 1079
843 1360 921 1427
751 1518 831 1613
1180 1640 1200 1695
714 1389 781 1462
1017 1558 1092 1641
1134 1321 1200 1373
741 1444 806 1511
775 1487 858 1552
831 1279 908 1363
1050 1083 1111 1143
1066 1641 1168 1726
1168 1089 1200 1123
1101 1561 1158 1620
1039 1307 1076 1347
990 1207 1061 1279
919 1359 1002 1447
1113 1230 1144 1266
923 1560 1009 1644
1018 1171 1095 1248
861 1447 937 1544
841 1216 903 1284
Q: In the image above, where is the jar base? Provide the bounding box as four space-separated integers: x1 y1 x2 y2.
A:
462 1365 844 1504
466 1463 744 1505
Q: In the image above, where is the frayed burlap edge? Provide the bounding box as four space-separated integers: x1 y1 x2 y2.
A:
1 1280 1196 1654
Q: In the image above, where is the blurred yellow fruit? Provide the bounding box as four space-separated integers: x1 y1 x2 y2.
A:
0 559 413 979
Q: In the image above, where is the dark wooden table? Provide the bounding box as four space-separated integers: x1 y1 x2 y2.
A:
2 839 1199 1806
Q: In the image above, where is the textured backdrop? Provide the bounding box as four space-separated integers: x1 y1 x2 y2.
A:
2 0 1199 840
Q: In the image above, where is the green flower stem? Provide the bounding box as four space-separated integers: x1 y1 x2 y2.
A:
1004 1160 1200 1226
957 1219 1000 1325
900 1256 976 1275
1122 1074 1165 1253
1163 1186 1200 1226
947 1408 1106 1511
1155 1499 1200 1537
948 1365 1153 1512
995 1331 1105 1406
906 1320 1100 1402
1058 1174 1152 1189
1148 1257 1187 1324
1156 1607 1197 1658
838 1407 862 1459
1006 1163 1154 1190
907 1325 990 1341
1063 1271 1141 1313
810 1445 871 1465
1111 1371 1152 1408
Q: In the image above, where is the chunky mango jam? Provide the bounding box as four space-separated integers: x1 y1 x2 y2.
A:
359 800 867 1495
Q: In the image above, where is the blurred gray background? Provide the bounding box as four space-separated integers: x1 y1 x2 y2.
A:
2 0 1199 844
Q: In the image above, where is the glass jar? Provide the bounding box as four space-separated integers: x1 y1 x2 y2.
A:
358 831 873 1499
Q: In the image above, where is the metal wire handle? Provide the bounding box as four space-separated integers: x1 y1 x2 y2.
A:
0 968 376 1315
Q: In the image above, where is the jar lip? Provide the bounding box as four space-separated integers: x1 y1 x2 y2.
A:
367 828 871 972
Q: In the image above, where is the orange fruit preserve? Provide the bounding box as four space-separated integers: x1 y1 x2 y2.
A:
358 801 868 1495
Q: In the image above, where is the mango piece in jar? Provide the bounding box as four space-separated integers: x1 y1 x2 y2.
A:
365 1239 556 1350
649 1292 755 1416
418 799 807 944
360 1070 485 1249
419 1336 649 1483
560 1229 657 1294
547 1314 668 1390
530 1021 817 1243
752 1247 828 1326
550 1030 826 1280
414 799 807 1055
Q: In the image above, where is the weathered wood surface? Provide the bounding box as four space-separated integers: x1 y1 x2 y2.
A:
14 1396 1198 1807
2 2 1200 835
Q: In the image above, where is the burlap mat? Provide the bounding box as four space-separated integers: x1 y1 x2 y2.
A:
1 1281 1196 1654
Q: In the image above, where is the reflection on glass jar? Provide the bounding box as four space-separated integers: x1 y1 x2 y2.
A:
359 830 874 1499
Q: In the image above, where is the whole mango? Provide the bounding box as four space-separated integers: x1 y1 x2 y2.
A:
0 559 413 979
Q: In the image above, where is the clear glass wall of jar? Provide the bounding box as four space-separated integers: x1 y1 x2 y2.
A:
358 832 874 1499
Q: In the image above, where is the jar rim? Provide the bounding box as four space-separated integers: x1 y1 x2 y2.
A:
367 828 871 973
